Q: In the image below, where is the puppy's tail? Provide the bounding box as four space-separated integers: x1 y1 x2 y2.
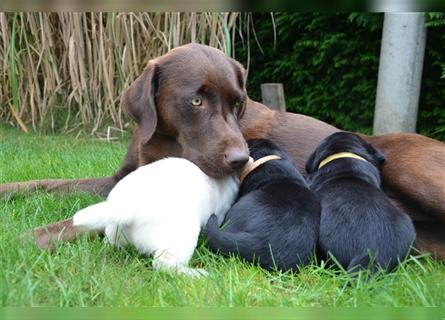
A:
205 214 255 257
73 201 127 232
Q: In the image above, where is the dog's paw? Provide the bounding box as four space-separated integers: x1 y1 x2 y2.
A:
207 214 218 225
152 251 209 278
31 218 79 252
32 228 56 252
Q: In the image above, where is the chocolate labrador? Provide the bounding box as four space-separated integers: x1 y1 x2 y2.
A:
1 43 444 259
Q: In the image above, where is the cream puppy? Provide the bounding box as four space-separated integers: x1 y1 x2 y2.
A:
73 157 241 277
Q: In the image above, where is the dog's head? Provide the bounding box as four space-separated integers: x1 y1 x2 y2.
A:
305 132 386 174
123 43 249 178
239 139 306 193
247 138 294 163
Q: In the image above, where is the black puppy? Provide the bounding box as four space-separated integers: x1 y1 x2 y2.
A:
305 132 416 273
205 139 321 271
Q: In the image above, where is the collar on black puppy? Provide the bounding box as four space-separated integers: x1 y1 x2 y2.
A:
318 152 367 170
239 155 281 184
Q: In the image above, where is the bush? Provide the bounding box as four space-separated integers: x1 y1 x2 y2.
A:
235 13 445 140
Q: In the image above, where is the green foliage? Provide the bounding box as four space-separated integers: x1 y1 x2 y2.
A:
236 13 445 140
420 13 445 139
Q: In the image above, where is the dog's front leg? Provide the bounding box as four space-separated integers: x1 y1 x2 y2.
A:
0 177 117 199
32 218 101 251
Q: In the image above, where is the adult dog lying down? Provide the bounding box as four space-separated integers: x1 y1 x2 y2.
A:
1 43 444 259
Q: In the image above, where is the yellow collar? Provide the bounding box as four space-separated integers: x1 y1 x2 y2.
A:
318 152 367 170
239 155 281 184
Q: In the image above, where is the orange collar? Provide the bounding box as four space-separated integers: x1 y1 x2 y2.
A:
239 155 281 184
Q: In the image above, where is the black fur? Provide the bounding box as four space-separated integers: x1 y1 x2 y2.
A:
305 132 416 272
205 139 321 271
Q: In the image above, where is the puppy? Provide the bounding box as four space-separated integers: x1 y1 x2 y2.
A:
205 139 321 271
73 157 239 277
306 132 416 273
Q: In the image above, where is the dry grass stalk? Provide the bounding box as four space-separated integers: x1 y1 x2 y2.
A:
0 12 247 136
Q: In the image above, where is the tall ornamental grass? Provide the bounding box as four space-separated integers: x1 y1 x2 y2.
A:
0 12 248 136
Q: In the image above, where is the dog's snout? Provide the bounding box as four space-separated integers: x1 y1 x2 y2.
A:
225 148 249 170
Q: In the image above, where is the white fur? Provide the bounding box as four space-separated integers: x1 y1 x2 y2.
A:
73 157 239 277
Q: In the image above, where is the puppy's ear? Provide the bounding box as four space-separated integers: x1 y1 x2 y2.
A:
364 141 386 167
124 62 159 145
374 148 386 167
305 151 318 174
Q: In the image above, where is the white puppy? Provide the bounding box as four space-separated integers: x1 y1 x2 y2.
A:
73 157 242 277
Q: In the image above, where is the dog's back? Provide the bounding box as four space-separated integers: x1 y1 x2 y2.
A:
75 158 237 228
306 132 416 272
315 175 415 271
107 158 230 222
205 139 321 271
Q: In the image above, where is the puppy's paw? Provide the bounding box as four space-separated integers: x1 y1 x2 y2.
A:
207 214 218 225
152 250 208 278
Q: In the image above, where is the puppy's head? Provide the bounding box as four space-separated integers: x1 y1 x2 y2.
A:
305 132 386 174
124 43 249 178
240 138 304 187
247 138 294 162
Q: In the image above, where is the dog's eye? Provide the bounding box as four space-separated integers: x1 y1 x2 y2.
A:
190 97 202 107
233 99 244 118
234 99 245 111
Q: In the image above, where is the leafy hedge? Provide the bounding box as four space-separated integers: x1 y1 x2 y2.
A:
235 13 445 140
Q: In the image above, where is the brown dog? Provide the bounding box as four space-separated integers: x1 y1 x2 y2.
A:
2 43 445 259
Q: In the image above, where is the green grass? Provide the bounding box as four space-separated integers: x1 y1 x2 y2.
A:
1 124 445 306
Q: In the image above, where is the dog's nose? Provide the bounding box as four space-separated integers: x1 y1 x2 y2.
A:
225 148 249 170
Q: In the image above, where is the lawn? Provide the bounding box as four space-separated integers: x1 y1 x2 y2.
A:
1 124 444 307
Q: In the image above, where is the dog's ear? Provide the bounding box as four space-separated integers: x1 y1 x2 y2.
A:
363 141 386 168
124 62 159 145
231 59 247 119
305 151 318 174
373 148 386 167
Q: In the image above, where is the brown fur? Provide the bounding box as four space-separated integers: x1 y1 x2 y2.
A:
2 43 444 258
